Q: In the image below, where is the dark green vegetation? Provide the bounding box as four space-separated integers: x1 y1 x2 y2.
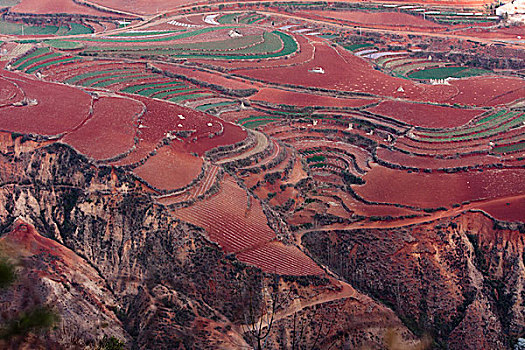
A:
408 66 490 79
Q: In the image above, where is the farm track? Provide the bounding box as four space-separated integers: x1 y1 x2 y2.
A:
299 192 525 233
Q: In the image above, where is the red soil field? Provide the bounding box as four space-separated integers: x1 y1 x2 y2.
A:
234 41 427 98
329 189 420 218
376 148 503 169
251 88 378 108
458 25 525 40
62 96 143 160
0 77 23 106
476 195 525 223
105 94 246 166
235 40 520 108
155 64 257 91
174 175 323 275
47 61 147 83
236 241 324 276
302 10 443 29
381 0 494 5
133 145 203 191
448 77 525 107
173 175 276 253
195 33 314 71
88 0 197 15
354 163 525 208
368 101 483 128
11 0 115 16
0 71 91 136
23 55 77 73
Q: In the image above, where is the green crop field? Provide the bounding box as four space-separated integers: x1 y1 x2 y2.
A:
91 74 157 88
135 84 186 96
343 43 374 52
26 57 79 74
81 30 296 60
109 30 184 37
474 110 508 125
196 101 236 111
408 66 490 79
168 92 213 103
418 111 517 138
45 40 84 50
66 69 137 84
11 47 50 67
151 88 198 99
217 13 240 24
79 72 144 86
492 141 525 154
416 113 524 142
16 53 60 71
237 116 280 128
77 26 238 43
0 0 19 6
85 34 264 54
307 155 326 163
0 19 67 35
120 81 183 93
66 23 93 35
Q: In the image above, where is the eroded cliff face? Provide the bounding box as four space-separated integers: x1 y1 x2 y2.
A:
0 137 424 349
303 212 525 349
0 139 266 348
0 220 129 349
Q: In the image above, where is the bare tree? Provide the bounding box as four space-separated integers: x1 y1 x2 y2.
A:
290 307 339 350
240 276 283 350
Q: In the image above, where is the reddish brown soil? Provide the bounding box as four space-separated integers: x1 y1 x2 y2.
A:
235 40 523 107
3 220 87 266
0 71 91 136
134 145 203 191
354 163 525 208
0 77 23 106
376 148 503 169
380 0 494 5
194 33 314 71
89 0 195 15
330 189 420 218
236 241 324 275
101 93 246 168
476 195 525 223
23 55 75 72
368 101 482 128
155 63 257 91
458 25 525 40
62 96 143 160
234 41 428 99
173 175 276 252
302 10 443 29
448 77 525 107
11 0 115 16
251 88 378 108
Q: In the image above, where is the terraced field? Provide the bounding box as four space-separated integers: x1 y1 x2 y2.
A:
79 29 297 60
1 6 524 348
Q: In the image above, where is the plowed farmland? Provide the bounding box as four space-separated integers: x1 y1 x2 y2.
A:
0 4 523 348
